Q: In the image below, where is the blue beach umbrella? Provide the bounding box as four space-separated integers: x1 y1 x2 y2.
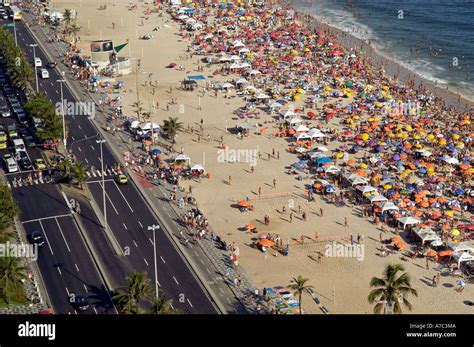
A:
151 149 162 155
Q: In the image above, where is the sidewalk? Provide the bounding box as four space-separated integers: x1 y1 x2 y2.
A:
21 10 269 314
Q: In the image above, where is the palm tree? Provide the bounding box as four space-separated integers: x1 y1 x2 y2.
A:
288 275 314 314
131 101 144 122
141 110 151 122
11 60 34 92
0 184 20 233
63 9 73 32
59 158 73 185
69 23 81 41
368 264 418 314
72 161 87 189
0 257 27 304
113 271 153 314
162 117 183 143
147 293 182 314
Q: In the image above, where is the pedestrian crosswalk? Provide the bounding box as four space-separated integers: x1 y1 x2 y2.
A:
7 177 48 189
85 168 119 178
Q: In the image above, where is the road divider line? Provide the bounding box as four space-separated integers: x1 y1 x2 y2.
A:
112 181 134 212
173 276 179 285
123 222 128 230
57 267 62 276
160 256 165 264
187 299 193 308
23 214 72 225
84 284 89 292
38 220 54 255
138 221 143 228
143 258 149 266
133 240 138 247
55 217 71 253
75 263 80 272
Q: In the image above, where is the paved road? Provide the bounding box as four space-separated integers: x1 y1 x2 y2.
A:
5 17 218 313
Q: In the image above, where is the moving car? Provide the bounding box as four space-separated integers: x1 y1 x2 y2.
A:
34 158 46 170
69 293 89 311
7 124 18 138
40 68 49 79
0 130 6 142
0 106 10 117
34 57 42 67
46 61 57 69
18 152 32 170
3 154 18 173
116 174 128 184
0 139 6 149
29 230 45 247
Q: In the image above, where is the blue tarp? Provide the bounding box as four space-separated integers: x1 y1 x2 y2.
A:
183 9 195 13
188 75 206 80
315 157 332 164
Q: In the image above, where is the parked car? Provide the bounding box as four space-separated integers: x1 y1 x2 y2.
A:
0 106 10 117
3 154 18 173
29 230 45 247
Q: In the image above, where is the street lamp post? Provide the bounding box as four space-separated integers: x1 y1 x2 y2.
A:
57 79 67 149
97 139 107 234
148 224 160 298
30 44 39 93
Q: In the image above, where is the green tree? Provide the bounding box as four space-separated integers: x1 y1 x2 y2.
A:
368 264 418 314
132 101 145 122
162 117 183 143
0 184 20 233
72 161 87 189
0 257 27 304
37 109 63 142
10 58 34 92
147 293 182 314
63 9 73 32
59 158 73 185
113 271 153 314
24 93 56 120
288 275 314 314
69 23 81 41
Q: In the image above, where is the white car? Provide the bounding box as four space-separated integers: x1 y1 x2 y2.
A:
4 154 19 173
40 69 49 79
0 106 10 117
34 57 42 67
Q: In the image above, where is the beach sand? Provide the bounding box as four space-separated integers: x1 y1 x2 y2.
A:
51 0 473 314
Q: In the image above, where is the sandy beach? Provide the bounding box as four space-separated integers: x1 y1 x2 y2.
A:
45 0 473 314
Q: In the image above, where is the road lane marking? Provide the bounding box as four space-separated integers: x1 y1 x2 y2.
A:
38 220 54 255
78 146 82 152
85 158 89 164
71 115 75 120
133 240 138 247
50 82 54 86
143 258 149 266
75 264 80 272
123 222 128 230
160 256 165 264
112 181 134 212
173 276 179 285
23 214 72 224
200 259 205 265
77 124 81 130
56 218 71 252
87 178 115 184
71 136 75 141
84 284 89 292
55 89 59 94
148 237 154 245
226 298 231 304
97 182 119 215
91 145 95 151
57 267 62 275
138 221 143 228
187 299 193 308
219 288 224 294
39 82 43 87
65 287 69 296
206 268 211 274
194 250 198 256
170 303 174 310
93 307 98 314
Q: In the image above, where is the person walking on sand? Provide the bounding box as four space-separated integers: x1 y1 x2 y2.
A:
250 165 254 173
302 212 307 221
289 212 293 223
273 178 276 189
319 208 323 218
258 186 262 197
228 175 232 185
112 22 115 29
425 257 430 270
344 217 348 228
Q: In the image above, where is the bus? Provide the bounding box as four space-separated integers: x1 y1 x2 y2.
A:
9 5 21 20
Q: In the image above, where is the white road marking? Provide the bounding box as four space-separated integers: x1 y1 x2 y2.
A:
78 146 82 152
91 145 95 151
23 214 72 225
97 182 119 215
143 258 149 266
50 82 54 86
38 220 54 255
39 82 43 87
84 284 89 292
123 222 128 230
71 115 75 120
77 124 81 129
75 263 80 272
93 307 98 314
148 237 154 245
71 136 75 141
133 240 138 247
200 259 205 265
194 250 198 256
138 221 143 228
219 288 224 294
55 89 59 94
113 181 134 212
160 256 165 264
85 158 89 164
56 218 71 252
57 267 62 275
187 299 193 308
206 268 211 274
74 310 77 315
173 276 179 285
65 287 70 296
226 298 231 304
87 178 115 184
170 303 174 310
86 171 91 177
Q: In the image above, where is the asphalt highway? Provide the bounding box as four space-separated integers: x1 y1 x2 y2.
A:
4 17 218 313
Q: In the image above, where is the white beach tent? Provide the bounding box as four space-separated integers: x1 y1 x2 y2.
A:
447 242 473 253
288 117 303 125
324 165 341 174
249 69 262 76
452 252 474 267
256 93 270 99
190 164 205 173
381 201 399 213
309 151 329 159
229 63 241 69
239 48 250 54
307 128 326 139
229 55 241 62
130 120 141 129
245 85 258 92
293 124 309 132
413 227 441 244
139 122 160 131
315 146 328 152
357 185 378 194
397 216 422 229
222 82 235 89
369 194 389 204
282 110 297 118
239 62 251 68
219 56 231 62
236 78 248 85
173 154 191 165
294 133 311 141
